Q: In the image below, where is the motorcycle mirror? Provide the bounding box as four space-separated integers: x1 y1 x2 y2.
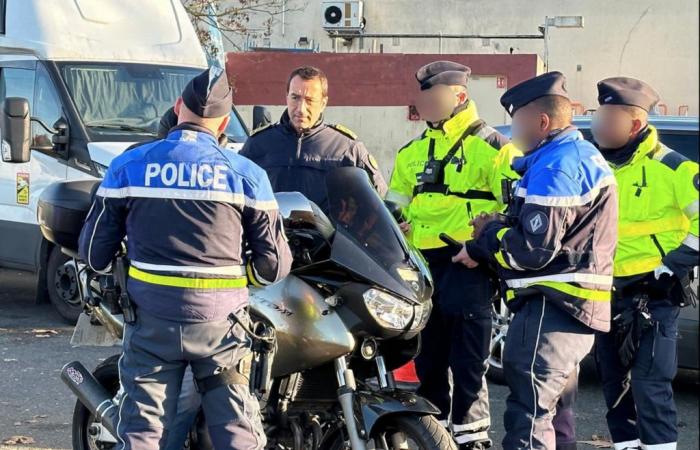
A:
384 200 405 223
252 105 271 130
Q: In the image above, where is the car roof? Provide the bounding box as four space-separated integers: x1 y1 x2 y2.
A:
496 115 699 135
573 115 699 132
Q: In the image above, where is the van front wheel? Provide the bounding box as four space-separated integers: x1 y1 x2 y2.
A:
47 246 82 324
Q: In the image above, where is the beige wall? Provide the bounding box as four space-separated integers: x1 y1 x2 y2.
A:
225 0 699 116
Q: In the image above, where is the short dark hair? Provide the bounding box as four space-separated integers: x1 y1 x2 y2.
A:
286 66 328 98
530 95 572 126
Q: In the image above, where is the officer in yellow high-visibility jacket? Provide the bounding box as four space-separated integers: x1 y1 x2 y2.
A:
591 77 699 450
387 60 520 449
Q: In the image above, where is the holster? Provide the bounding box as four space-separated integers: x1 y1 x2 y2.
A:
611 292 654 370
673 272 698 308
113 256 135 324
195 309 276 395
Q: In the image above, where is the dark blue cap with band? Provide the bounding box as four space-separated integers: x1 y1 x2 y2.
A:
416 61 471 91
500 71 569 117
181 66 233 118
597 76 660 112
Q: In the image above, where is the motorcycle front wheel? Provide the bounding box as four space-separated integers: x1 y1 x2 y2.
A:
327 414 457 450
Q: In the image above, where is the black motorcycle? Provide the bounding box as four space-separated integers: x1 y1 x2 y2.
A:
38 167 456 450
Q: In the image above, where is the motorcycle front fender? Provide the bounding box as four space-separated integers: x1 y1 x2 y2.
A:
355 389 440 435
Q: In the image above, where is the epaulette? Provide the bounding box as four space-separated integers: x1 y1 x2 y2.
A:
398 130 428 153
328 123 358 140
250 123 274 137
652 144 690 171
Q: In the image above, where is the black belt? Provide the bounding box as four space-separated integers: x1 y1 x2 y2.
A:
413 183 497 201
194 363 250 393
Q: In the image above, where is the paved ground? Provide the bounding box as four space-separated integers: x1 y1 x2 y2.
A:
0 267 697 449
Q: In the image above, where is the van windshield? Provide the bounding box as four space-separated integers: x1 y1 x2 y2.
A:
59 63 247 141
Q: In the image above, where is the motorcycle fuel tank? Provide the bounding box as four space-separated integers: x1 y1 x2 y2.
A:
249 275 355 377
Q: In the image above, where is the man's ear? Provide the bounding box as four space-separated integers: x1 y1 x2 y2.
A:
457 90 468 105
321 96 329 111
630 118 645 135
174 97 183 116
540 112 551 133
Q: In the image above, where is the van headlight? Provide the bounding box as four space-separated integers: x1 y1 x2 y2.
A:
363 288 414 330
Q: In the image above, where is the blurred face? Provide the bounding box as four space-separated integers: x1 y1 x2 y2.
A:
415 84 467 124
510 103 551 153
591 104 645 149
286 76 328 132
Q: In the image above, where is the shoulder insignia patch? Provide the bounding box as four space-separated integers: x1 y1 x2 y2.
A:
524 210 549 235
329 123 358 140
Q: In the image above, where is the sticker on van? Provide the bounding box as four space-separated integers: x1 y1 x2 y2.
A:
16 172 30 205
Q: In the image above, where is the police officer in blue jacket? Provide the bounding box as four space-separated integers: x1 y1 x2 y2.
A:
453 72 618 449
79 67 292 450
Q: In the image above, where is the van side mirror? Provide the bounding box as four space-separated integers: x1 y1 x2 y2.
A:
1 97 31 164
51 118 70 146
252 105 271 131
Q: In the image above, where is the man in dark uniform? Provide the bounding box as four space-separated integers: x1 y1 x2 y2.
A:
239 66 387 212
79 67 292 449
591 77 698 450
454 72 618 449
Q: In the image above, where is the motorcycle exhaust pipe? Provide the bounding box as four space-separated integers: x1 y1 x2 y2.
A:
61 361 118 436
91 302 125 340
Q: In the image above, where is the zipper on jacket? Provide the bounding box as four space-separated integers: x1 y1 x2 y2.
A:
650 233 666 258
634 166 647 197
296 135 303 160
289 134 304 181
466 202 474 220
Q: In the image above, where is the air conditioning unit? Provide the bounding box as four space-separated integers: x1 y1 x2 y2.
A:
322 1 365 33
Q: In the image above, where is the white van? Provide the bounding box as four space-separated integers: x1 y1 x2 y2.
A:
0 0 251 321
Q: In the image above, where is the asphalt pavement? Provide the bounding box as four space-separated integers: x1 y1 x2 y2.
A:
0 268 697 449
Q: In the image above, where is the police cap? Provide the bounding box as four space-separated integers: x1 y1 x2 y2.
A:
597 76 660 112
181 66 233 118
416 61 471 91
500 71 569 117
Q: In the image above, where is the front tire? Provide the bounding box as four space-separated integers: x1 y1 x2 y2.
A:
327 414 457 450
486 295 510 385
47 246 82 323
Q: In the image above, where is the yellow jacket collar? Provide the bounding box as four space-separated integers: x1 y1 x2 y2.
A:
425 101 481 140
629 125 660 165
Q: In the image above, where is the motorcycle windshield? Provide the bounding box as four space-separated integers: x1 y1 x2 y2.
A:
325 167 431 303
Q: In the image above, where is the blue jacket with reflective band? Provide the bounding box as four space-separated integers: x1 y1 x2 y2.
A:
467 128 619 332
79 124 292 322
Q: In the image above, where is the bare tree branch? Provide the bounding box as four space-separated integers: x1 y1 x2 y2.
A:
182 0 306 54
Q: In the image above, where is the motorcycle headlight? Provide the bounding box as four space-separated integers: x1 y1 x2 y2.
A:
411 301 432 331
363 288 414 330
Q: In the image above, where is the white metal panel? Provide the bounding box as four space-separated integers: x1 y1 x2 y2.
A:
0 0 206 68
0 151 67 225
